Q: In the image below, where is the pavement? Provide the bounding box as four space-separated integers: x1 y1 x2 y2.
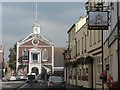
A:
1 81 26 90
66 84 93 90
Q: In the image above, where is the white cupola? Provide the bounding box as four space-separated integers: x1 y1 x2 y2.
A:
32 21 40 34
32 3 40 34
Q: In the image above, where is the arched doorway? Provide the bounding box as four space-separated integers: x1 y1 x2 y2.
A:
31 67 39 75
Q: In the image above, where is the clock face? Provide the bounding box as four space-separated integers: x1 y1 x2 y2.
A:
32 38 39 46
34 27 38 33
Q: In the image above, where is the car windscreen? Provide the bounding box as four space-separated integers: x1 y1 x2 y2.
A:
28 75 35 80
49 76 63 82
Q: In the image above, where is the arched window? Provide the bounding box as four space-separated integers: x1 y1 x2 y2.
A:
42 49 48 61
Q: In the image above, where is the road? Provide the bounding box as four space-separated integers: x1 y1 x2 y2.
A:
1 80 82 90
17 80 47 90
17 80 81 90
1 81 26 90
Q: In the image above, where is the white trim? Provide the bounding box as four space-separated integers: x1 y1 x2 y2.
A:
54 67 64 69
29 48 42 74
19 36 35 46
0 50 2 52
21 33 34 42
40 34 54 46
18 33 54 47
19 45 52 47
16 43 19 73
29 48 42 63
52 46 54 73
32 38 39 46
43 63 52 65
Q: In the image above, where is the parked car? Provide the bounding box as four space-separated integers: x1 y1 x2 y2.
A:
47 76 65 90
20 75 27 81
15 75 27 81
2 76 8 82
8 76 16 81
26 73 38 83
15 75 21 81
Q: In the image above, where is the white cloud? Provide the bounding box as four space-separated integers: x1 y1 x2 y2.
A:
2 2 85 59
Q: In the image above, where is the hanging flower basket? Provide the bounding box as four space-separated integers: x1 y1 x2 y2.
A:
107 76 118 89
99 70 107 83
81 75 88 81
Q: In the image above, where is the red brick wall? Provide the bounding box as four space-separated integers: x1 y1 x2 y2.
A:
18 46 52 63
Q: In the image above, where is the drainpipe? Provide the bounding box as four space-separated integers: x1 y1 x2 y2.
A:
117 1 120 90
75 38 77 87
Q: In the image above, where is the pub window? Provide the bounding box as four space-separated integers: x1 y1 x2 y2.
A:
82 37 83 53
96 57 102 83
90 30 92 46
98 30 101 42
78 40 80 55
93 31 96 44
85 34 87 52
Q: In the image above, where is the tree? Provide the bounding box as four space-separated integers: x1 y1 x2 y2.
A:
8 44 17 71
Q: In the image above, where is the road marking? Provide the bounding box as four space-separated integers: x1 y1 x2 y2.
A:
2 81 25 84
19 83 27 88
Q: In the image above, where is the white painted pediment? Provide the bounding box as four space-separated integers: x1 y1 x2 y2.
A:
29 47 42 51
17 33 54 46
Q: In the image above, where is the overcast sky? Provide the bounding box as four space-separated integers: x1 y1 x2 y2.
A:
2 2 86 60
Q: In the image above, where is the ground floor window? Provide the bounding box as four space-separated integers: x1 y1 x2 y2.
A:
96 56 102 83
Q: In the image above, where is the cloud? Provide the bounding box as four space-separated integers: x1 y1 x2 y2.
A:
40 19 68 46
2 2 85 59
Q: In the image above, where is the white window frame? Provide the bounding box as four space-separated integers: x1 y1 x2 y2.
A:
96 56 102 83
42 49 48 61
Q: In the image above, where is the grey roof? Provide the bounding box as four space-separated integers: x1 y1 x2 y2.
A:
54 48 65 67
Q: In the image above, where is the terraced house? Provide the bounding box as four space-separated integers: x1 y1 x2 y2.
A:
65 0 119 89
64 15 103 89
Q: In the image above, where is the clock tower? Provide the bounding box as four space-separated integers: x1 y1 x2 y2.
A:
32 3 40 34
32 22 40 34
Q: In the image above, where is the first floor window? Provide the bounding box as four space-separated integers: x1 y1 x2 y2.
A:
32 53 38 61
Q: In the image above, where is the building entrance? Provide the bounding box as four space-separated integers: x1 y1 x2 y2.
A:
31 67 39 75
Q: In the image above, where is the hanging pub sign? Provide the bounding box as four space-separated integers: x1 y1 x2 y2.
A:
88 11 109 30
